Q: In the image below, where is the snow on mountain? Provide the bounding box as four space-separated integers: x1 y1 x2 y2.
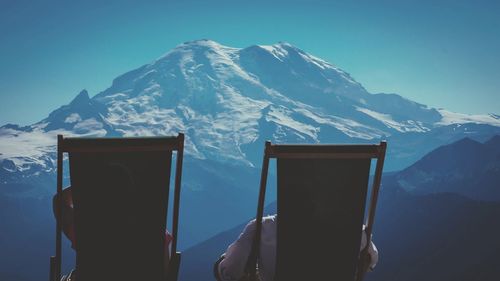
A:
1 39 499 177
0 90 109 175
0 124 58 172
436 109 500 126
355 106 431 133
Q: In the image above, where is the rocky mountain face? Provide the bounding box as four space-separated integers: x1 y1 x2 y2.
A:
1 39 500 281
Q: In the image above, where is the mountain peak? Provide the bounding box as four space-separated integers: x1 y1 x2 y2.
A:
274 41 302 51
178 39 230 51
70 89 90 106
254 41 301 53
180 39 300 50
453 137 481 147
276 41 292 46
153 39 235 63
401 136 485 177
175 40 306 57
40 88 109 133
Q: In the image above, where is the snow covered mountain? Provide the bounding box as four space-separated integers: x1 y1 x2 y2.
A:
1 39 500 281
2 39 499 180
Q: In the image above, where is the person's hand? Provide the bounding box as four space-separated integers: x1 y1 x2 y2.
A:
53 186 76 249
355 248 372 281
213 254 226 281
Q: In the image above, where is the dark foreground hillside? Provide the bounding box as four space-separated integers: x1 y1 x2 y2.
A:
180 189 500 281
369 190 500 281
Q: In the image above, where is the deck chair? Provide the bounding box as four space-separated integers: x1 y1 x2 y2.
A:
246 140 386 281
49 134 185 281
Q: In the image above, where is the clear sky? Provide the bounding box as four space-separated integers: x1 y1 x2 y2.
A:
1 0 499 125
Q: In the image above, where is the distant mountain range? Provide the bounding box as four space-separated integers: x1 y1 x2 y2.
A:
1 40 499 281
179 136 500 281
394 135 500 201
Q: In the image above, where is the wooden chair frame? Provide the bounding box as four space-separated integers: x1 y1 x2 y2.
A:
248 140 387 281
49 133 185 281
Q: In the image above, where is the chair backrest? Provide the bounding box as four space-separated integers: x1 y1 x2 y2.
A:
250 141 386 281
52 134 184 281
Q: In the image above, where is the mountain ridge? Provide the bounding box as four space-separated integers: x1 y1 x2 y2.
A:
394 135 500 200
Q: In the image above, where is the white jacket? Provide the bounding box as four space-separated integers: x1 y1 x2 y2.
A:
218 214 379 281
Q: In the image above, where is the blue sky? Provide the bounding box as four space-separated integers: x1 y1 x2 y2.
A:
1 0 499 125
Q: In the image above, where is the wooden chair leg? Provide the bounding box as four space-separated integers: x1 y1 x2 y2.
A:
49 256 56 281
166 252 181 281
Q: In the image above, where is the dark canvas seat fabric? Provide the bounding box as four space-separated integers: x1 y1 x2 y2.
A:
50 135 184 281
276 158 371 280
70 151 171 281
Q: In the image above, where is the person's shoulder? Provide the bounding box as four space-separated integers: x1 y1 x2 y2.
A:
261 214 277 233
245 214 276 229
262 214 277 224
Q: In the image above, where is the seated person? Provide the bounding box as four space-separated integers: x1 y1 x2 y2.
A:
53 186 173 281
215 214 378 281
